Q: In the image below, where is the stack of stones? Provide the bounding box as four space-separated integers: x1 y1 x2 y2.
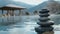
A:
35 9 54 34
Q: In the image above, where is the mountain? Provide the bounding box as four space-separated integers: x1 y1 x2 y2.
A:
0 0 34 8
27 1 48 12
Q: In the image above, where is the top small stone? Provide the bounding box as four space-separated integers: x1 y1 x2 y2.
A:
39 9 49 13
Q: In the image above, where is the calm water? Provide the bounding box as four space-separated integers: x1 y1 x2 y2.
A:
0 15 60 34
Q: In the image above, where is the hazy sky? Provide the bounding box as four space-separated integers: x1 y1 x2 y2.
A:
13 0 47 5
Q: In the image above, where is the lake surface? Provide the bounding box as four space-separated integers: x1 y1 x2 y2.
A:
0 15 60 34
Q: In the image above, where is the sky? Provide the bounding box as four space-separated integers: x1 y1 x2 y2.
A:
13 0 47 5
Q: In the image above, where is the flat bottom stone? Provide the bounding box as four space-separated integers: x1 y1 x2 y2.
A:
43 31 54 34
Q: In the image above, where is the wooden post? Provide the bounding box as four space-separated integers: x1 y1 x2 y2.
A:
12 10 14 16
19 10 22 16
7 10 9 23
12 10 14 23
2 9 3 23
2 9 3 15
7 10 9 16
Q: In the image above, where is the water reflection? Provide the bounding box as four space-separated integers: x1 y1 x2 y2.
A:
0 21 38 34
0 15 60 34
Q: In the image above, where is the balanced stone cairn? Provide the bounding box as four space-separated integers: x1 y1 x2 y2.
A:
35 9 54 34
